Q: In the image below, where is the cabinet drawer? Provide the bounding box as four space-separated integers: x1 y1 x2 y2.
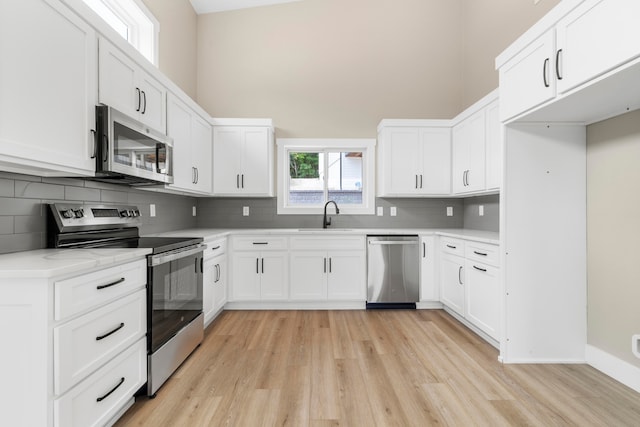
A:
54 338 146 427
54 289 146 395
290 235 365 251
55 260 146 321
231 235 288 251
205 237 227 258
440 237 465 256
466 242 499 267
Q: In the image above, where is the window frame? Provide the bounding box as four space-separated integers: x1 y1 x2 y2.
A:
83 0 159 65
276 138 376 215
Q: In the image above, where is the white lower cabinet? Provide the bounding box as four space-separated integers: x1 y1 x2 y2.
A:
203 239 227 326
229 236 289 301
419 235 438 303
439 237 501 342
289 236 366 302
0 257 147 427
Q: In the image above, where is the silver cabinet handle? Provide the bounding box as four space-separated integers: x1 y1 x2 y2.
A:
458 266 463 284
97 277 125 290
543 57 550 88
473 251 487 256
423 242 426 258
324 257 327 273
236 174 240 188
329 257 332 273
473 265 487 272
96 322 124 341
420 174 423 189
446 244 456 249
96 377 125 402
135 88 141 112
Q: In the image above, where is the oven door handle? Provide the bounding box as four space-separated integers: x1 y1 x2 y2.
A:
148 244 207 266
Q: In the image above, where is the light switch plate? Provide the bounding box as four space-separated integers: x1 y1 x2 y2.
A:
633 335 640 359
446 206 453 216
479 205 484 216
150 204 156 217
192 206 197 217
390 207 397 216
243 206 250 216
377 206 383 216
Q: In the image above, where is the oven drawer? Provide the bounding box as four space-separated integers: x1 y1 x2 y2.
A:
54 259 146 321
54 289 146 395
231 235 289 251
54 338 146 427
465 241 500 267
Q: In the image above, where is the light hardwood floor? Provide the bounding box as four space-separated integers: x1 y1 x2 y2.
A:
115 310 640 426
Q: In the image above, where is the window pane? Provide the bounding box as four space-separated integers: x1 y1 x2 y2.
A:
327 152 363 205
84 0 129 40
289 152 324 205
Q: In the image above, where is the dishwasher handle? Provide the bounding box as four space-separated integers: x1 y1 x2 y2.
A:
368 240 418 245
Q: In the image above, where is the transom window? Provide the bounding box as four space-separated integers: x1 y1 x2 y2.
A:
277 139 376 215
83 0 159 65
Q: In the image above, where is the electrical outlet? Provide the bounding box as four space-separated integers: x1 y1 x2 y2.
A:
243 206 249 216
390 207 397 216
479 205 484 216
192 206 197 217
150 204 156 217
633 335 640 359
446 206 453 216
377 206 383 216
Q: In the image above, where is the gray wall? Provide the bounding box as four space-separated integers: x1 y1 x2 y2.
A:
462 194 499 232
196 197 466 229
0 172 198 254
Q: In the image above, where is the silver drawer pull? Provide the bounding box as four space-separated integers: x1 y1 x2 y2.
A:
473 265 487 272
473 251 488 256
211 245 221 250
96 277 125 290
96 377 125 402
446 244 457 249
252 242 269 245
96 322 125 341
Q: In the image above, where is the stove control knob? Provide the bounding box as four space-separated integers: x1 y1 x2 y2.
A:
73 209 84 218
61 209 75 219
119 210 130 218
128 210 136 217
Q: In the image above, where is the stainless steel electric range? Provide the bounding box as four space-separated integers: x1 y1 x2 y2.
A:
48 203 205 397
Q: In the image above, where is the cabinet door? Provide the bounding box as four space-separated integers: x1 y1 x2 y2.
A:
440 254 465 316
556 0 640 94
213 254 227 312
203 257 216 325
453 110 486 194
420 236 437 302
385 128 422 195
230 252 261 300
499 30 556 121
138 71 166 132
192 114 213 194
167 95 194 191
419 128 451 194
484 101 502 191
213 127 243 194
260 252 288 300
98 38 139 119
327 251 366 300
0 0 97 176
465 262 500 340
242 127 272 195
290 251 327 300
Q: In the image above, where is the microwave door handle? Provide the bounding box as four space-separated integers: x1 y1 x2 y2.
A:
156 144 167 174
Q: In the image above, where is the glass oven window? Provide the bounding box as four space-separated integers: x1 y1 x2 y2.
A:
149 251 203 352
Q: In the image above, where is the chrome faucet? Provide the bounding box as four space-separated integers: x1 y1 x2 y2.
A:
322 200 340 228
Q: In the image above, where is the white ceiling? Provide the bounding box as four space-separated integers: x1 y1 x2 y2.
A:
190 0 304 14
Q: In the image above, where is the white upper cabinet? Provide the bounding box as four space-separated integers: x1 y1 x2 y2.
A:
0 0 97 176
166 94 212 195
484 100 502 191
212 121 274 197
555 0 640 94
377 122 451 197
453 110 486 194
98 37 166 133
498 30 556 122
498 0 640 122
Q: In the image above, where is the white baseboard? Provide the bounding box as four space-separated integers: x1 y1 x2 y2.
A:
416 301 443 309
586 344 640 393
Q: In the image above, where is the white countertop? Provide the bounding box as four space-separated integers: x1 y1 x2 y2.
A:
151 228 499 245
0 248 151 279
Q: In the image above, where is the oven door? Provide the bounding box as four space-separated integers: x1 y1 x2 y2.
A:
148 244 204 353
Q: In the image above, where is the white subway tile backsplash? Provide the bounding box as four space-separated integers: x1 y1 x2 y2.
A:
0 217 14 235
15 181 65 200
0 197 42 216
0 179 14 197
64 186 101 201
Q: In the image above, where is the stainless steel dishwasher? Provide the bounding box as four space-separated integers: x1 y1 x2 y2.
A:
366 235 420 309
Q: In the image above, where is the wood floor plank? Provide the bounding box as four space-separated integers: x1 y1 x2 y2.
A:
114 310 640 427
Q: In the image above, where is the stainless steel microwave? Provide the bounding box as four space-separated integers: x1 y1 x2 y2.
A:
94 105 174 185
